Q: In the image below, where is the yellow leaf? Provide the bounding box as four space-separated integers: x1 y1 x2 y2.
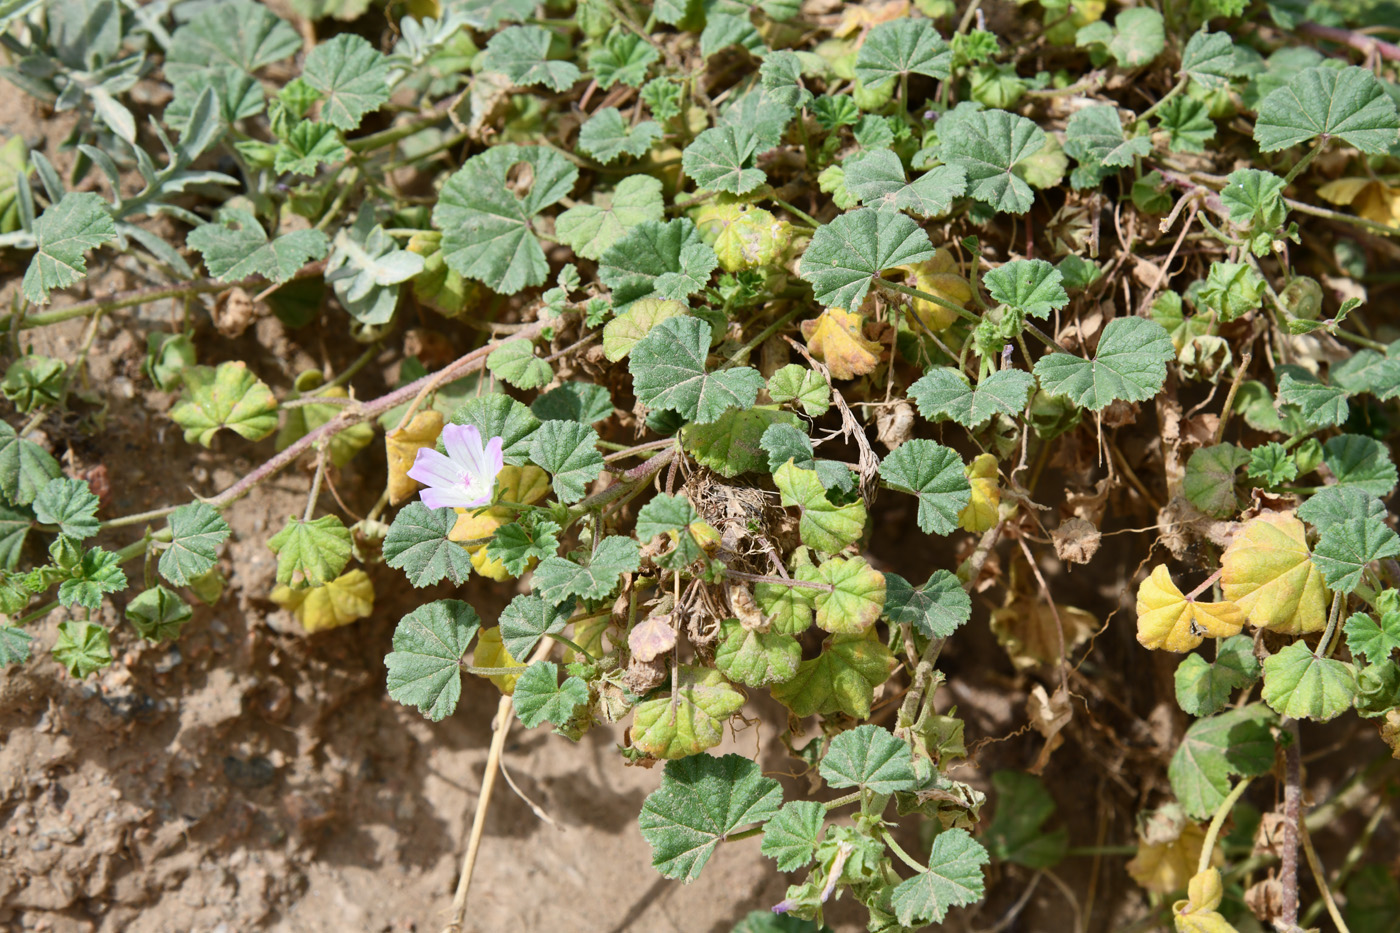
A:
1173 869 1240 933
694 203 790 272
271 569 375 634
1219 511 1329 635
1136 565 1244 653
989 596 1097 670
834 0 908 37
895 249 973 333
800 307 883 380
474 625 525 694
958 452 1000 532
1317 177 1400 227
1128 820 1214 895
385 409 445 505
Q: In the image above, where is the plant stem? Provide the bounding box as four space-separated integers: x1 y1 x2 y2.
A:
1135 77 1188 123
770 197 822 229
876 279 981 326
823 789 863 811
881 828 927 874
1300 823 1352 933
1282 143 1324 187
1197 777 1252 875
1279 718 1304 930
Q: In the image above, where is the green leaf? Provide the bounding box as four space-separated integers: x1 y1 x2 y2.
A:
1299 486 1387 537
187 208 329 283
683 125 767 195
767 364 830 416
267 514 352 585
1032 316 1175 411
2 356 64 414
1255 66 1400 154
486 338 553 390
169 362 279 446
0 422 60 507
324 210 425 324
632 665 747 759
1158 96 1216 153
578 108 661 164
531 383 615 424
774 460 867 553
22 192 118 304
456 0 535 29
1182 443 1250 518
0 504 30 571
1346 864 1400 933
1168 705 1277 819
599 218 718 309
57 547 126 610
1345 610 1400 664
385 600 481 721
486 519 561 577
940 109 1046 215
638 752 783 881
760 800 825 871
32 478 99 539
51 620 112 678
1324 434 1398 497
1105 7 1164 67
1332 349 1400 401
159 502 231 586
1220 168 1288 231
813 555 886 634
700 12 764 58
1313 518 1400 594
533 536 640 602
165 0 300 80
799 207 935 310
984 259 1069 319
877 440 970 536
1062 105 1150 188
588 32 658 89
889 828 989 926
450 395 540 467
529 421 604 503
842 150 967 218
302 33 390 130
760 423 853 493
984 771 1068 869
383 503 473 587
770 631 895 718
513 661 589 728
757 572 816 636
125 585 193 643
1261 641 1357 721
1247 441 1299 487
1174 635 1261 717
819 724 918 794
883 569 970 638
630 316 764 424
434 144 578 295
482 25 580 91
685 408 799 478
715 617 801 687
1179 30 1242 91
0 624 32 668
499 593 574 659
854 17 952 86
1277 369 1348 428
556 175 665 262
272 121 348 176
909 367 1034 428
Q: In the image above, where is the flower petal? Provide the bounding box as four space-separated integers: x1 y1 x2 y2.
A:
442 423 487 476
483 435 505 480
406 447 465 489
420 487 478 510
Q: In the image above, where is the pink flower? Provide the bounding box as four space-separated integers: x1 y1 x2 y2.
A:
406 424 504 510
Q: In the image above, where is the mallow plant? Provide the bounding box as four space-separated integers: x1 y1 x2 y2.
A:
3 0 1400 930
